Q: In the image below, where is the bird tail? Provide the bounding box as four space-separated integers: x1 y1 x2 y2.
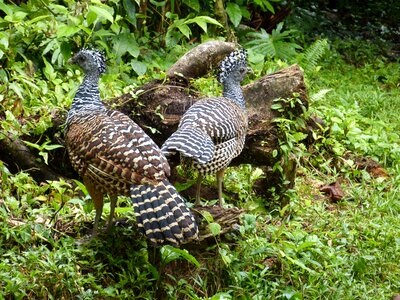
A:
161 127 214 164
130 179 198 246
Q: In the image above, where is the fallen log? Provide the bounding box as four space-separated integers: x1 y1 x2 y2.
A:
0 131 60 182
112 42 307 200
0 41 307 203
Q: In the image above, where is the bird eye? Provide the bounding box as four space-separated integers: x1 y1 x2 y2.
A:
239 67 246 73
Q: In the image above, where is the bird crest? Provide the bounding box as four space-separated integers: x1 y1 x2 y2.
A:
217 48 248 83
71 48 107 74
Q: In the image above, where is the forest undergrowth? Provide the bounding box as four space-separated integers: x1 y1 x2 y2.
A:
0 0 399 299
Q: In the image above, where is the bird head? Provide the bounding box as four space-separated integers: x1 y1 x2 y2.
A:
69 49 106 75
217 48 250 84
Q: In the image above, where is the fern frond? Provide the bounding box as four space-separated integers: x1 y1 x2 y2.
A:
245 24 301 61
310 88 332 102
299 39 329 73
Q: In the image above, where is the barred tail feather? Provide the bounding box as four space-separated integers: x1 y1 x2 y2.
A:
161 127 214 164
130 179 198 246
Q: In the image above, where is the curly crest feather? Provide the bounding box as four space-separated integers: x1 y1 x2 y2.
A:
217 48 248 83
70 48 106 74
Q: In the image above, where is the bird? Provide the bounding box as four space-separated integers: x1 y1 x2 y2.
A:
64 48 198 246
161 48 249 206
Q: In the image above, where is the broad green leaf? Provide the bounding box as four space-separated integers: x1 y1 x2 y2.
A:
57 24 81 38
200 210 214 223
210 292 232 300
86 10 97 26
0 1 13 15
286 256 315 274
226 2 242 27
161 245 200 267
240 6 251 19
0 32 9 50
39 151 49 165
48 3 69 15
187 16 222 27
25 15 50 26
73 179 89 196
219 248 232 265
89 4 114 23
60 41 72 61
209 222 221 236
42 39 57 56
5 11 27 22
43 57 56 81
43 144 63 151
9 82 23 99
265 1 275 13
130 60 147 76
0 69 8 83
190 18 207 33
297 241 317 251
112 32 140 58
23 140 41 151
177 23 191 39
122 0 137 26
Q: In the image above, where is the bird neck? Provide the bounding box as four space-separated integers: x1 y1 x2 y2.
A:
70 72 105 112
222 80 246 109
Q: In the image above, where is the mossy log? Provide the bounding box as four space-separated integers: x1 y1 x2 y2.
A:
0 41 307 199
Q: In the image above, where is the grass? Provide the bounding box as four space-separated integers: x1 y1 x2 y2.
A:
1 27 400 300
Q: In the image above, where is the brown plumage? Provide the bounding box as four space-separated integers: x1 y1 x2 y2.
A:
65 49 198 246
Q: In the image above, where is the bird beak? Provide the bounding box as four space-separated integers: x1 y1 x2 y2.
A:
247 67 254 74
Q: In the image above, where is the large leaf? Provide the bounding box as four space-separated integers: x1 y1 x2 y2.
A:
0 1 13 15
0 32 9 60
185 16 222 33
246 24 301 61
130 60 147 76
160 245 200 267
177 22 191 39
57 24 81 38
122 0 137 26
112 32 140 58
88 4 114 23
226 2 242 27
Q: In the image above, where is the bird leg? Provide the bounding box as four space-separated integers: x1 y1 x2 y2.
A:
195 174 203 206
216 169 225 207
92 195 104 233
83 177 104 233
106 195 118 232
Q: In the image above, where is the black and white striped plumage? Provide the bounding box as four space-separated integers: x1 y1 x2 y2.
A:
65 49 198 246
161 48 249 205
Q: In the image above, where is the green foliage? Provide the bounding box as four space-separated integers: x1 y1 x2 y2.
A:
270 94 309 200
225 0 282 27
297 38 329 74
165 13 222 48
23 139 63 165
308 57 400 168
0 0 399 298
161 245 200 267
245 23 302 61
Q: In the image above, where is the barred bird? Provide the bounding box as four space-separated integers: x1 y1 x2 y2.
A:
161 48 250 206
65 49 198 246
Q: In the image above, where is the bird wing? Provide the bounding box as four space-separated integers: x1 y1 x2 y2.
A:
179 97 247 143
65 110 169 187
